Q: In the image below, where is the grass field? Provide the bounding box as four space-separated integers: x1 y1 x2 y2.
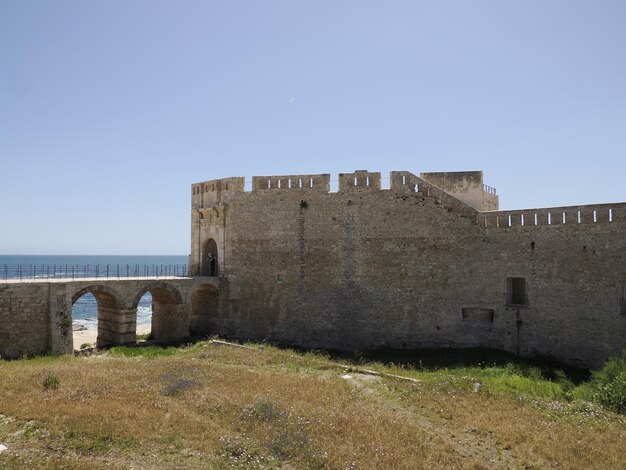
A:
0 341 624 469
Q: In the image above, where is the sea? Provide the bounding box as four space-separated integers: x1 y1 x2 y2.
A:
0 255 188 333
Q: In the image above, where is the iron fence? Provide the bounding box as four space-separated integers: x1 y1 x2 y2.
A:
1 264 188 281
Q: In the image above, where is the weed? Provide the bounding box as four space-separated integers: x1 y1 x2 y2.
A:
108 345 177 358
244 400 286 423
574 350 626 414
42 373 60 391
79 343 91 350
161 379 198 396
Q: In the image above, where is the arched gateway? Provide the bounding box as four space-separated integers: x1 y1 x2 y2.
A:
201 238 218 276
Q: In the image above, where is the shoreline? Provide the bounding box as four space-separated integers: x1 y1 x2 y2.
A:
73 323 152 350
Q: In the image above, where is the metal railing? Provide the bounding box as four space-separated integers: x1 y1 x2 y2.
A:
1 264 188 281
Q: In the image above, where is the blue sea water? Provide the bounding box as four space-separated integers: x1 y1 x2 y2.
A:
0 255 188 332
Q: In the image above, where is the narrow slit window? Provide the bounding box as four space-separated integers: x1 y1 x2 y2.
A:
402 175 406 185
506 277 527 306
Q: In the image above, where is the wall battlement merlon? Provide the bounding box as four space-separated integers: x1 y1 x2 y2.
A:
481 201 626 229
192 170 499 221
192 170 496 195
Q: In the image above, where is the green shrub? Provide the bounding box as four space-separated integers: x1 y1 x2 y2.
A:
79 343 91 350
577 350 626 414
591 371 626 414
43 373 60 390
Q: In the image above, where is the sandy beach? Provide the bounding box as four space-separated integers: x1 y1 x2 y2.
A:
73 323 152 350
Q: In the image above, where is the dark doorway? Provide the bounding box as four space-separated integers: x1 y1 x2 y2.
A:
202 238 218 276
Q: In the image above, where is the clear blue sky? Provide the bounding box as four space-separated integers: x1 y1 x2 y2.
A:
2 1 625 255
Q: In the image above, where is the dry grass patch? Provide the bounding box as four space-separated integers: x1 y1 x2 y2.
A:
0 342 624 469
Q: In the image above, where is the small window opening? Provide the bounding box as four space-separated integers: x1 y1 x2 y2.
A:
506 277 526 306
288 179 292 188
267 179 271 189
366 176 370 186
520 214 525 226
609 209 613 222
562 212 566 224
402 175 406 185
534 213 538 225
225 183 229 190
310 178 314 188
547 213 552 225
276 274 284 283
508 215 512 227
577 210 581 223
593 210 597 223
278 179 281 189
354 176 357 186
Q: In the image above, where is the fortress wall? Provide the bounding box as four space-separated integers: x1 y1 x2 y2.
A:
481 203 626 229
485 221 626 367
201 177 626 368
0 283 51 358
191 177 245 209
252 174 330 192
420 171 484 210
216 187 513 356
338 170 381 191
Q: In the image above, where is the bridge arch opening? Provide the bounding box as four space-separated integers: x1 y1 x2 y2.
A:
201 238 218 276
132 282 185 344
71 285 125 350
190 283 220 337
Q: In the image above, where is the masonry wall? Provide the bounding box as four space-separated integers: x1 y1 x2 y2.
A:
0 283 71 358
0 278 219 359
191 171 626 368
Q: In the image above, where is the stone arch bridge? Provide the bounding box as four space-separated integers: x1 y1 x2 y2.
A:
0 277 220 359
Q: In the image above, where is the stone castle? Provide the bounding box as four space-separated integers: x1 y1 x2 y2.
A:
188 169 626 368
1 169 624 368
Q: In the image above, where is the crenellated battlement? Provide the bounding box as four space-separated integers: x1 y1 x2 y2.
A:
192 170 498 211
481 202 626 229
191 177 245 209
191 170 626 232
338 170 381 191
251 173 331 192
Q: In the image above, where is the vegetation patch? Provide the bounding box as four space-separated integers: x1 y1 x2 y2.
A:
108 345 178 358
42 373 60 391
0 341 624 469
